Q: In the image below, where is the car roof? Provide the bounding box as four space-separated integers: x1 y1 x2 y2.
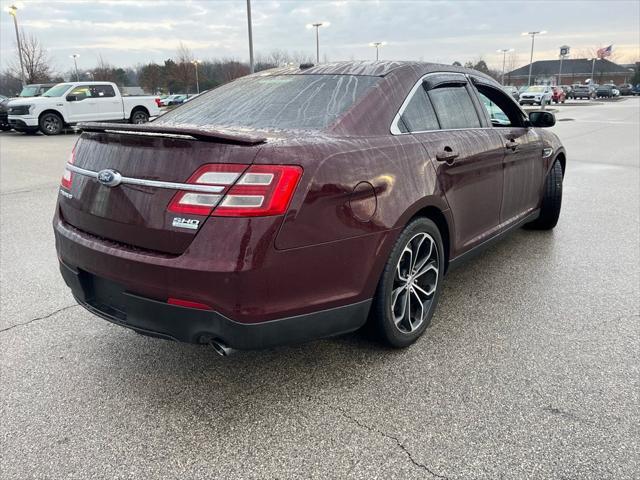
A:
259 60 498 84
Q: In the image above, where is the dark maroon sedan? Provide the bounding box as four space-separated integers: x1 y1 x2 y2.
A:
54 61 565 353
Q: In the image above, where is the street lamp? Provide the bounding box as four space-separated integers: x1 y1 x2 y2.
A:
246 0 254 73
497 48 514 85
306 22 329 64
192 60 201 94
70 54 80 81
370 42 386 61
5 3 26 87
522 30 547 86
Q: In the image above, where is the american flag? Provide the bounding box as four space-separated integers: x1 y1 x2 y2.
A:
597 45 613 58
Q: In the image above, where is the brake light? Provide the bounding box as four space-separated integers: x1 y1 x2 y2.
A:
60 148 75 190
154 97 161 107
167 164 249 216
214 165 302 217
167 164 302 217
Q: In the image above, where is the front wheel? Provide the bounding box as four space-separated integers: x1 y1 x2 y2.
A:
526 160 563 230
39 113 63 135
372 218 445 348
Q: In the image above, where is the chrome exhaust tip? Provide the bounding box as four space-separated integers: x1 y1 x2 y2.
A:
210 339 235 357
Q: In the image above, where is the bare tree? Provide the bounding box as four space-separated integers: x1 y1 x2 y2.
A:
9 29 52 83
171 42 195 93
92 55 117 82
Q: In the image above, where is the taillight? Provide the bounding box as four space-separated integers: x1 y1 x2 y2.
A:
214 165 302 217
167 164 302 217
60 148 75 190
155 97 161 107
167 164 248 216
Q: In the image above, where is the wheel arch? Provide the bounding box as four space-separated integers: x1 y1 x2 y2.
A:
555 151 566 176
409 205 452 272
38 109 65 124
130 105 149 116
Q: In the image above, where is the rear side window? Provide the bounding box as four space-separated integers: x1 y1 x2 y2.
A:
94 85 116 97
398 86 439 133
428 86 481 129
156 74 380 130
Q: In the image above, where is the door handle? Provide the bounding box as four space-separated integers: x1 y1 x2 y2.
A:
436 147 459 164
505 139 519 152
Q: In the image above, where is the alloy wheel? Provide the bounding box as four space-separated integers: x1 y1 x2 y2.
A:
391 232 439 333
43 115 61 134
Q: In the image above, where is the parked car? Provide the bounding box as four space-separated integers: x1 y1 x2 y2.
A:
7 81 160 135
0 95 10 131
18 83 57 98
560 85 572 97
160 94 187 106
633 84 640 96
519 85 553 105
503 85 520 102
570 84 594 100
617 84 634 96
54 61 565 353
596 84 616 98
167 94 188 106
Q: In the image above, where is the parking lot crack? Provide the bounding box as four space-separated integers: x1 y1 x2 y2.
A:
335 406 448 479
0 304 79 334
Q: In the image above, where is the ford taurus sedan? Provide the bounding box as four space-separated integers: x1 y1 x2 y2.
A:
54 61 565 354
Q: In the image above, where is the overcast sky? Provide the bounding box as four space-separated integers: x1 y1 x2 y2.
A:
1 0 639 74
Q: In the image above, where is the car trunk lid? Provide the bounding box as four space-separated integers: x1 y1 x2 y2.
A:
58 123 267 255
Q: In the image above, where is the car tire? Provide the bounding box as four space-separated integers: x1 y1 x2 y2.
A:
372 217 445 348
39 112 63 135
130 109 149 124
526 160 563 230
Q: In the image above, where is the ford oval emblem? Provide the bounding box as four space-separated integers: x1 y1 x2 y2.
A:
97 169 122 187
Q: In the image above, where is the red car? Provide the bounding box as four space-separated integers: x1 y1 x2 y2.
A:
54 62 566 354
552 86 566 104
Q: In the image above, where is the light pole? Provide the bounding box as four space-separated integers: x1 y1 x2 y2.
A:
70 54 80 81
370 42 386 61
6 3 26 87
246 0 254 73
589 57 600 86
192 60 201 94
522 30 546 86
306 22 329 64
497 48 514 85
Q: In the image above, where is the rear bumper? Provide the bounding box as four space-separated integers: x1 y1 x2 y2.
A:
60 260 371 349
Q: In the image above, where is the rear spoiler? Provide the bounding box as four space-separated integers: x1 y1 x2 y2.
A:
78 122 267 146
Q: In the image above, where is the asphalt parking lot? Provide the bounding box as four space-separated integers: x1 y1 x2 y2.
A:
1 98 639 479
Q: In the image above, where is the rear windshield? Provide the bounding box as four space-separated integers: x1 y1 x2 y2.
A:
155 74 380 130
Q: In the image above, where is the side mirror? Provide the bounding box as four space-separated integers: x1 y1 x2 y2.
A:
528 111 555 128
66 95 78 102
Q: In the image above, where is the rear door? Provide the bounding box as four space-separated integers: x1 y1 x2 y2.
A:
394 73 505 255
470 79 544 225
94 84 124 121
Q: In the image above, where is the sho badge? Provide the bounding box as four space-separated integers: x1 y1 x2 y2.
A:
172 217 200 230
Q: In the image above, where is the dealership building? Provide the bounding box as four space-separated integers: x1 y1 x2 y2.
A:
505 59 637 86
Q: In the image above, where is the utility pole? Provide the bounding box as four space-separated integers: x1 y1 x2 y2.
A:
7 4 26 86
246 0 254 73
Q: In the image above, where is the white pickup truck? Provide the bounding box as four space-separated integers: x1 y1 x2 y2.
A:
7 81 160 135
